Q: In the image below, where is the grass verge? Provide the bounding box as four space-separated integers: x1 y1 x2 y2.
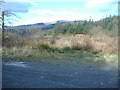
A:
2 46 118 63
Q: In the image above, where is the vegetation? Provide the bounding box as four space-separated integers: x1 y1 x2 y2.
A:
46 15 118 36
2 15 119 62
50 39 56 45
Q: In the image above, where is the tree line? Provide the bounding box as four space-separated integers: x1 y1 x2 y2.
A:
53 15 118 35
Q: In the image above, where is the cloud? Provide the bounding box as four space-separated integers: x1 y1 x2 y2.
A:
4 0 86 2
86 0 118 8
27 0 86 2
4 0 119 26
85 0 118 16
28 9 72 16
5 0 38 5
102 3 118 15
5 0 32 2
15 9 87 25
15 6 117 25
22 9 94 24
2 2 32 12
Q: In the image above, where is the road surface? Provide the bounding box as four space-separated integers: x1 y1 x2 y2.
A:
2 59 118 88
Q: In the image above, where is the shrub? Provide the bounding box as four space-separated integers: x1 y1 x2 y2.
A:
50 47 60 53
3 36 25 48
50 40 56 45
61 47 73 53
36 43 61 53
36 43 51 52
71 46 83 51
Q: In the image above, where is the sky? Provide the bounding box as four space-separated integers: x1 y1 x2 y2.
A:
1 0 119 26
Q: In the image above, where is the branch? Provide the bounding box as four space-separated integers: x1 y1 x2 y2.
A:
4 11 21 19
10 12 21 19
7 21 13 26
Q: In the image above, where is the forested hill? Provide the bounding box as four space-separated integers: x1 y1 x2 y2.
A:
5 15 118 37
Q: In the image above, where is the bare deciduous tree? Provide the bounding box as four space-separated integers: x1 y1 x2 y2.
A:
0 0 20 39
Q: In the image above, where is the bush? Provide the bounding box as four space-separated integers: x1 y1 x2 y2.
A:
3 36 25 48
50 47 60 53
36 43 51 52
61 47 73 53
50 40 56 45
71 46 83 51
36 43 61 53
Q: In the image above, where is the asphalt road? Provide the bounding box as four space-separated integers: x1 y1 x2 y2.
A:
2 59 118 88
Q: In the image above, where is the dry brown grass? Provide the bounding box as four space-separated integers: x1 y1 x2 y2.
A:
51 34 118 54
3 31 118 54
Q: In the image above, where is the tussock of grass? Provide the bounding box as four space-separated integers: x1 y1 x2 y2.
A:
36 43 51 52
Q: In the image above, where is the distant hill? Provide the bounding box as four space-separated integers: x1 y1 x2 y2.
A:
5 16 118 37
16 23 46 27
5 22 56 36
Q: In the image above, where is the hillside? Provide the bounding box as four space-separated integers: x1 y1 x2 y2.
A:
1 15 118 65
4 15 118 37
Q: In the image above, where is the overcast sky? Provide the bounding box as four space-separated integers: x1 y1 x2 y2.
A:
1 0 119 26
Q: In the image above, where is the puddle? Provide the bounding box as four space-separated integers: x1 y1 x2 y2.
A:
5 61 27 67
